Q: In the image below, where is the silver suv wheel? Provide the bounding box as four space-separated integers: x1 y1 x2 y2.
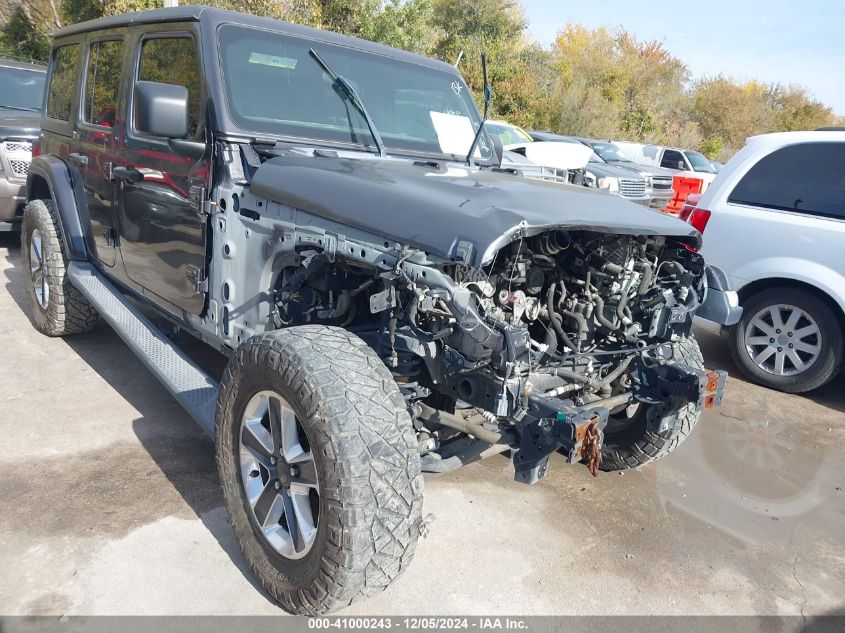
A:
29 228 49 310
239 389 320 560
744 304 821 376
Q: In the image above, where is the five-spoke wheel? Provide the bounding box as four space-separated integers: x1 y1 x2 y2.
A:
239 390 320 560
28 228 49 310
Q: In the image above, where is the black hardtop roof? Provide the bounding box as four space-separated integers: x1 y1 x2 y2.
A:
53 5 456 73
0 57 47 72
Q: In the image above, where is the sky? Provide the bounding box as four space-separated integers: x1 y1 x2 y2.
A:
519 0 845 115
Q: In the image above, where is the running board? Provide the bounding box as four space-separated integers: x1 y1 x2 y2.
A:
67 261 218 437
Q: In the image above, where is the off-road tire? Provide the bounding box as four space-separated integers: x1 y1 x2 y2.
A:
600 335 704 471
20 199 99 336
729 287 842 393
216 325 424 615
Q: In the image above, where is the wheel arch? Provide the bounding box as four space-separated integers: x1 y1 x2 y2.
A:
736 277 845 334
26 156 91 260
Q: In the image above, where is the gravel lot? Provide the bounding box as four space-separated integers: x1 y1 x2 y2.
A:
1 232 843 616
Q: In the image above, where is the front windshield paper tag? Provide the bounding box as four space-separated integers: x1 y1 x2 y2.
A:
430 111 480 157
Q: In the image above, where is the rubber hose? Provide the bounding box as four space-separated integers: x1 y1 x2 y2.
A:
591 294 617 330
637 264 653 295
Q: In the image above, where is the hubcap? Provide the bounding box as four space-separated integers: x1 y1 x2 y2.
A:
29 229 49 310
744 304 821 376
239 390 320 560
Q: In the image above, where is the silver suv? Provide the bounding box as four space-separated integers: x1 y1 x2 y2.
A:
0 59 45 231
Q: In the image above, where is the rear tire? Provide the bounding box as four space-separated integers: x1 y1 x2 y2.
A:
729 287 842 393
216 325 424 615
20 199 98 336
600 335 704 471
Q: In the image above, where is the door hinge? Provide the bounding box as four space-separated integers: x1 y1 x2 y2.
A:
188 185 207 213
186 264 208 293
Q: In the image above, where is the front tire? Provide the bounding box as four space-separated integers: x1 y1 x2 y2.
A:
20 199 98 336
600 336 704 471
216 326 424 615
729 287 842 393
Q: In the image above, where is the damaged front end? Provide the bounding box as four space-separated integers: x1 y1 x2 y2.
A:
266 217 727 484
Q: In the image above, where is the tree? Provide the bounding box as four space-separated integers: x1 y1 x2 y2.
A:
0 4 52 61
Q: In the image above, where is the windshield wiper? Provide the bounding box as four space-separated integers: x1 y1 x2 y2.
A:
0 104 39 112
308 48 385 157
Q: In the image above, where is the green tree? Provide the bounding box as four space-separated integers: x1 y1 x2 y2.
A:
0 4 52 61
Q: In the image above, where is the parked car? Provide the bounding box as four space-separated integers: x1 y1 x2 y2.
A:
535 133 677 209
499 149 571 185
485 120 592 173
689 131 844 393
23 6 736 614
0 58 46 231
614 141 719 190
530 131 655 207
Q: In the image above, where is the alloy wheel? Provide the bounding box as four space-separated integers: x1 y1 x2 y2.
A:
744 304 821 376
239 390 320 560
29 229 49 310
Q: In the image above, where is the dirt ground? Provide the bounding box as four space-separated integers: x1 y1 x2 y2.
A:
1 232 843 616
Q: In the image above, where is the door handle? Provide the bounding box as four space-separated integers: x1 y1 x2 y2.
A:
68 152 88 167
112 166 144 183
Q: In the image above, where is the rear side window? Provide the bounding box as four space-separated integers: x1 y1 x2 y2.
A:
661 149 685 169
137 37 202 137
83 39 124 127
47 44 79 121
728 142 845 220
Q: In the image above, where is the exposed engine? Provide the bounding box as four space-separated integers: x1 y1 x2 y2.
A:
269 227 714 483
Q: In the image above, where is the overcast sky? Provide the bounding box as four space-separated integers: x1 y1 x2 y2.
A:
520 0 845 115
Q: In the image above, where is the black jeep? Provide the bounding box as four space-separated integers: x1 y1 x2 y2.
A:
22 6 740 615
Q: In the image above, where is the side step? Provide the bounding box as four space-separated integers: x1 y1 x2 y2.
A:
67 261 219 438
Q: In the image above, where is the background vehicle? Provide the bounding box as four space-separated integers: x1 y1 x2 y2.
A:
690 131 844 393
530 131 654 206
0 58 46 232
535 133 676 209
22 6 735 615
614 141 718 190
485 120 592 172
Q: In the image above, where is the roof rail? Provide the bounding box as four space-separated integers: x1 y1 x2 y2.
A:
815 127 845 131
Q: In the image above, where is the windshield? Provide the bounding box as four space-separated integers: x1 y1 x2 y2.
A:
0 65 46 111
218 25 492 161
486 123 533 145
686 150 718 174
590 141 633 163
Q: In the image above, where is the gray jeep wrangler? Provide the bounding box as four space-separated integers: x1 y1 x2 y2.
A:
22 6 740 615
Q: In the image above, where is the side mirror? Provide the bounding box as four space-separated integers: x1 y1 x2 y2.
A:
677 160 686 170
134 80 189 139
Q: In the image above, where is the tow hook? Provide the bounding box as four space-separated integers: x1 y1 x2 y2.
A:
576 416 603 477
512 407 609 485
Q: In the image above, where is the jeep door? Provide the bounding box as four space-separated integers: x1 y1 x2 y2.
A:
116 31 208 316
74 33 126 268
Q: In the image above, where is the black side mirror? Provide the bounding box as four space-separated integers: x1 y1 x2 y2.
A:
134 80 189 139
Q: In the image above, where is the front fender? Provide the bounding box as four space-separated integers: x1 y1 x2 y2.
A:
26 155 91 260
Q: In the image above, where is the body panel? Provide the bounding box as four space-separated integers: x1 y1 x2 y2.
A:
250 151 700 266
